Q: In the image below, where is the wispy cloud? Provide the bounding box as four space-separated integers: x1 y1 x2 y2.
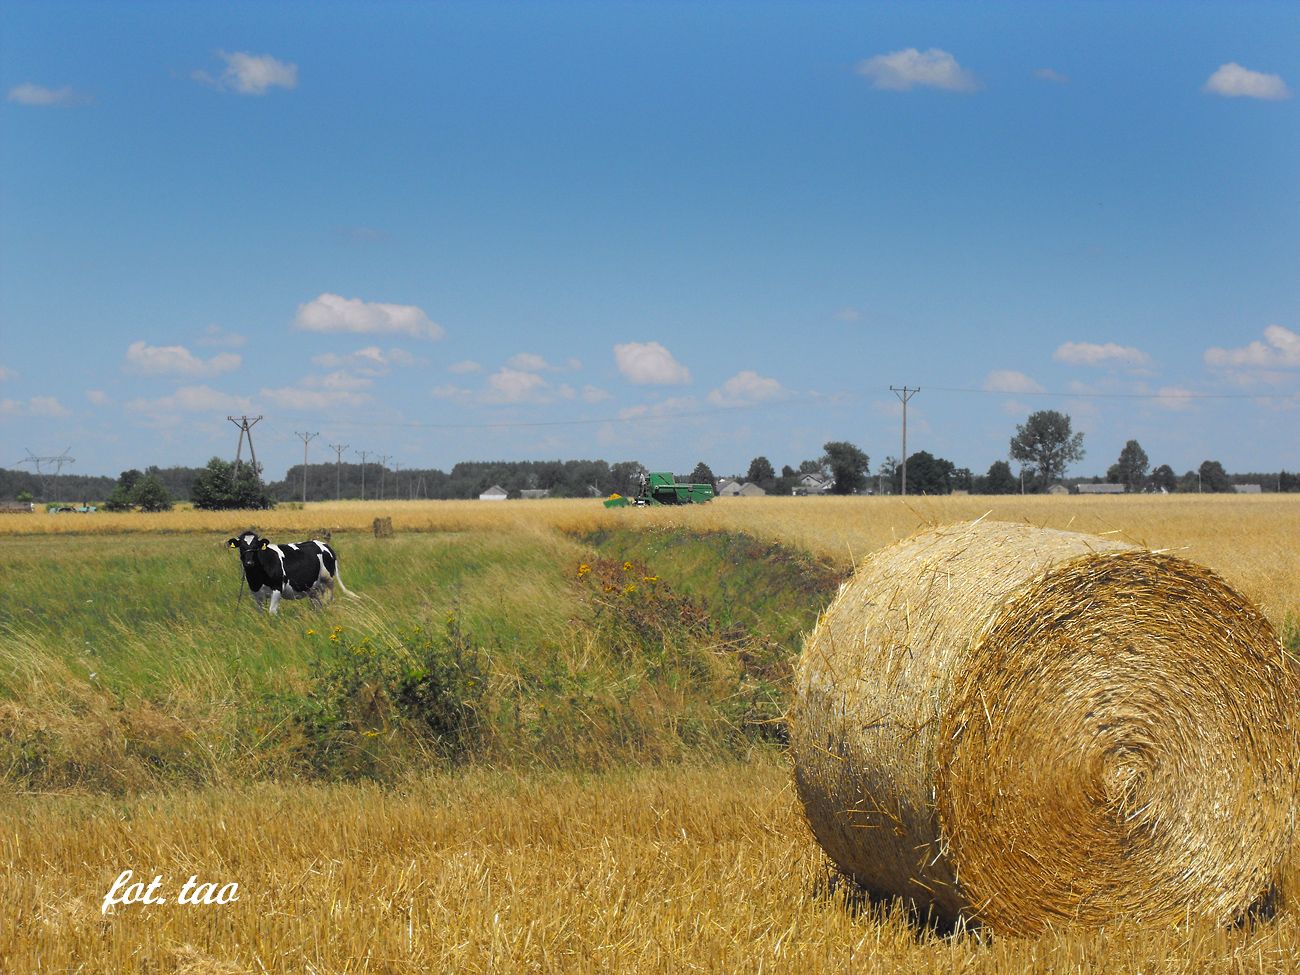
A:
613 342 691 385
707 371 787 407
1203 63 1291 101
856 48 979 92
7 83 88 107
482 367 554 404
259 386 368 409
310 346 416 372
617 396 698 421
1033 67 1069 85
85 389 111 406
1153 387 1196 411
0 395 70 418
124 341 240 378
448 360 482 375
983 369 1045 394
1205 325 1300 369
193 51 298 96
0 364 16 381
126 385 252 414
196 324 247 349
295 294 444 340
1053 341 1150 368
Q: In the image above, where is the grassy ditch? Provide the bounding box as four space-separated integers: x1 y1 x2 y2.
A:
0 527 845 793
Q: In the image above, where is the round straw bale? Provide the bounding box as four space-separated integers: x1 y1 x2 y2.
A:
791 520 1299 935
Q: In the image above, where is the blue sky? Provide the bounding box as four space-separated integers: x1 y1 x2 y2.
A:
2 1 1297 481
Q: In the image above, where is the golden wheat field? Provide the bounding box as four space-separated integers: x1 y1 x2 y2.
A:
3 494 1299 974
6 493 1299 617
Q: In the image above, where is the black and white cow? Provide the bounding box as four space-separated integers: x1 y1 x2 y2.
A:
226 531 357 613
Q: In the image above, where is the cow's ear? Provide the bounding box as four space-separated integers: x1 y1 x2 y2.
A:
226 539 238 548
260 539 268 550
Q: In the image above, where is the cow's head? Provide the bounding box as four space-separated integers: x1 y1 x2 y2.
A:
226 531 270 570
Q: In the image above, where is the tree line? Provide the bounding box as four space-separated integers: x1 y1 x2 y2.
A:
1 408 1297 505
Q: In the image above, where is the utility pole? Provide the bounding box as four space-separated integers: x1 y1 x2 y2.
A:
355 449 370 500
328 443 349 500
227 415 263 483
377 454 390 501
889 386 919 496
394 461 401 501
295 431 318 504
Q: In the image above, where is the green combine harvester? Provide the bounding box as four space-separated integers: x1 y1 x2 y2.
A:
603 471 715 507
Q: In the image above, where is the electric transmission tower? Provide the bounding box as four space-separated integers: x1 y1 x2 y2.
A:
227 415 264 484
17 447 75 500
889 386 920 496
295 431 318 504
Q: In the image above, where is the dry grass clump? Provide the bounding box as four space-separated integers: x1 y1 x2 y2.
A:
792 519 1300 936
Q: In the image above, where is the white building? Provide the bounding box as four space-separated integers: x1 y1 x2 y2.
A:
479 485 508 501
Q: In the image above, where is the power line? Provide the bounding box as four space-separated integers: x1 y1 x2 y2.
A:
294 431 318 504
889 390 920 496
926 386 1300 401
328 443 349 500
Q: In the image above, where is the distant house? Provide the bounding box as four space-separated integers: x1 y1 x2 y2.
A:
1076 483 1125 495
519 488 551 500
794 472 830 496
716 480 744 497
1233 483 1262 494
716 477 738 494
737 482 767 497
1046 483 1070 496
479 485 508 501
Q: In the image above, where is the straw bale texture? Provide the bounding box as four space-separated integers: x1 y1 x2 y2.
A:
792 520 1299 935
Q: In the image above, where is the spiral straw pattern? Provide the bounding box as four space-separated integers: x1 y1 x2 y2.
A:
791 520 1299 935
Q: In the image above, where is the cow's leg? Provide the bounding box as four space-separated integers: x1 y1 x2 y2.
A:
269 590 282 614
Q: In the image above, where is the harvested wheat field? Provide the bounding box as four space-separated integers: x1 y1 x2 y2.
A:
5 758 1300 975
2 496 1298 973
793 520 1300 936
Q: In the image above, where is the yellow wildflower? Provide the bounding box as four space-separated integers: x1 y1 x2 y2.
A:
622 561 634 572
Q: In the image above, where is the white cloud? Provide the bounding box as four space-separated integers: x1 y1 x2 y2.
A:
449 360 482 375
506 352 550 372
0 364 16 381
1034 67 1069 85
310 346 415 372
124 341 241 378
259 386 368 409
85 389 111 406
1204 325 1300 369
582 385 611 404
0 395 71 418
194 51 298 95
1203 63 1291 101
1053 341 1150 368
999 399 1030 417
126 385 252 414
197 324 247 348
707 370 787 406
983 369 1045 394
614 341 691 385
7 83 85 106
1153 387 1196 411
295 293 444 340
834 306 862 322
856 48 979 92
483 367 552 404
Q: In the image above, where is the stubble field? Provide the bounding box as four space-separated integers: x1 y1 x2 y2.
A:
2 495 1297 973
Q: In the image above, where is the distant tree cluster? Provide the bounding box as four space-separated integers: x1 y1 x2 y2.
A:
3 407 1298 504
102 469 174 512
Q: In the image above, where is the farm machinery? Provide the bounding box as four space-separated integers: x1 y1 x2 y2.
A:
604 471 715 507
